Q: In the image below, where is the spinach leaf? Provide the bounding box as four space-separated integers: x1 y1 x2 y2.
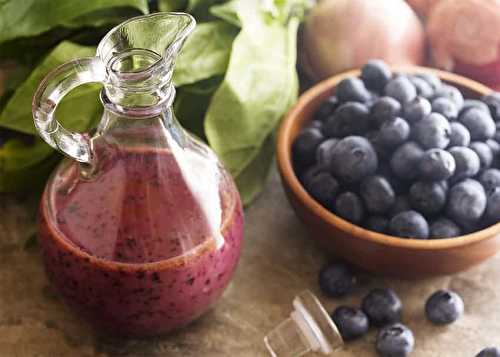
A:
187 0 228 21
235 133 275 205
0 137 60 193
158 0 188 12
0 0 148 44
61 7 145 28
0 42 102 135
210 1 240 27
173 21 237 86
205 0 300 179
174 76 223 139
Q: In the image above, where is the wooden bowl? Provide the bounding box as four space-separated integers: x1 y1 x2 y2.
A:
277 66 499 278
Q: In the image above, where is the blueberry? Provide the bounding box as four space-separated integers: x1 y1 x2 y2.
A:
484 187 500 224
361 59 392 93
336 77 371 103
460 99 490 116
331 136 378 183
447 179 487 225
331 306 369 341
432 97 458 120
391 142 425 180
385 76 417 104
316 138 339 166
479 168 500 194
430 218 462 239
390 196 412 217
414 113 451 149
378 117 411 148
376 323 415 357
409 76 434 98
482 92 500 121
449 146 481 182
470 141 494 169
377 163 408 194
418 148 456 181
449 122 471 148
434 84 464 109
409 181 447 216
307 120 323 130
292 127 324 169
459 108 496 140
360 175 396 214
302 169 340 208
371 97 402 127
486 139 500 156
403 96 432 124
367 131 393 160
425 289 464 325
365 216 390 233
315 96 340 121
362 288 402 327
415 73 442 93
476 347 500 357
323 102 370 137
389 210 429 239
334 191 365 224
318 261 356 298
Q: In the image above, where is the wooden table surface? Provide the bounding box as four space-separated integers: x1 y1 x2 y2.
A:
1 166 499 356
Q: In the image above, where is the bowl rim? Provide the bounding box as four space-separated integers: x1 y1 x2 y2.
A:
277 65 499 251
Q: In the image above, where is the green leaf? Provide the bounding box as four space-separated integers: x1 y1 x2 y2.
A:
173 21 238 86
205 0 300 179
0 41 102 135
0 137 60 193
187 0 227 21
158 0 188 12
210 1 241 27
0 0 148 44
234 133 275 205
1 137 53 171
61 7 145 28
174 76 223 138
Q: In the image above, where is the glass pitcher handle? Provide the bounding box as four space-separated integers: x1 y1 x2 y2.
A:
32 57 106 165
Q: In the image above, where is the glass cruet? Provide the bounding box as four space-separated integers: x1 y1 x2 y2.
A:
32 13 244 337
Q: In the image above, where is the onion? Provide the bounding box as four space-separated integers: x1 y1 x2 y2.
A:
300 0 426 81
427 0 500 88
406 0 442 17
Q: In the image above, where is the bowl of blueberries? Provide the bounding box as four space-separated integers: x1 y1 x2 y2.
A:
277 59 500 278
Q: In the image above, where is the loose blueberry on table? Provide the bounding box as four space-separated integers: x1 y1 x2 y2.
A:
425 289 464 325
318 261 357 298
292 59 500 240
331 306 369 341
361 288 402 327
376 323 415 357
476 347 500 357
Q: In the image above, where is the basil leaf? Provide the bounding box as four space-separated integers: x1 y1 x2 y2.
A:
0 41 101 135
205 0 300 178
173 21 237 87
0 0 148 44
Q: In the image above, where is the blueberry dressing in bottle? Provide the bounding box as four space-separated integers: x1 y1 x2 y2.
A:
33 13 243 337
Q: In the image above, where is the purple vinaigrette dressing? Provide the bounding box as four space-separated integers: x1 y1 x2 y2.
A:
38 148 244 337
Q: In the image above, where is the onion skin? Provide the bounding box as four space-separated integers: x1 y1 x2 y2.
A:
301 0 426 81
427 0 500 87
406 0 442 17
